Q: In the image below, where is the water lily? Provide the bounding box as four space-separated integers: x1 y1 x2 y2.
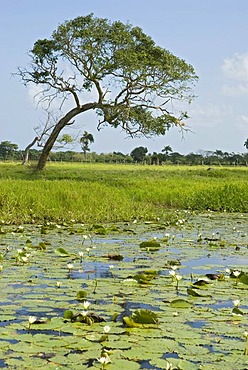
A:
233 270 241 277
233 299 240 307
67 263 74 272
28 316 37 324
97 353 111 369
83 301 90 310
28 315 37 329
80 310 89 317
79 251 84 259
169 270 176 277
175 274 182 290
56 281 61 288
20 256 29 263
104 325 111 333
170 265 179 271
175 274 182 281
0 265 3 272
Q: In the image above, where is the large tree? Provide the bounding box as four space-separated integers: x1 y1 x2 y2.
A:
18 13 197 170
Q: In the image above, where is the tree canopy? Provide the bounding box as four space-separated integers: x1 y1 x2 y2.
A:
18 13 198 170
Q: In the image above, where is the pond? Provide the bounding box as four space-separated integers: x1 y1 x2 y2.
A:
0 211 247 369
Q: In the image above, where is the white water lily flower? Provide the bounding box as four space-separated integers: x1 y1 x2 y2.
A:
109 265 114 269
233 299 240 307
104 325 111 333
67 263 74 270
86 248 91 253
169 270 176 277
17 249 23 254
80 311 88 317
244 331 248 339
79 251 84 258
97 354 111 365
82 235 88 240
170 265 178 271
225 268 231 274
28 316 37 324
175 274 182 281
56 281 61 288
83 301 90 310
21 256 29 263
233 270 241 277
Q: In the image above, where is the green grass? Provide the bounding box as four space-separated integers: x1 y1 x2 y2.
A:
0 162 248 223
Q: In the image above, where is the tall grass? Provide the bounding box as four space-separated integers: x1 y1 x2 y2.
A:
0 162 247 223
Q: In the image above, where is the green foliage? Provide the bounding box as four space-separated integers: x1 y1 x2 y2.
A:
123 309 159 328
0 141 19 160
18 13 197 169
130 146 148 162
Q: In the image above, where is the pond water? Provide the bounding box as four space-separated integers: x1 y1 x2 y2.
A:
0 212 247 369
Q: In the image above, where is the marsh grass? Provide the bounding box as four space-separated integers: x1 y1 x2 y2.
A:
0 162 248 223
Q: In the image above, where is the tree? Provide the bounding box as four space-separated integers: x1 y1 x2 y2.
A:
80 131 94 155
22 136 40 165
0 141 19 160
161 145 173 156
18 13 197 170
244 139 248 150
130 146 148 162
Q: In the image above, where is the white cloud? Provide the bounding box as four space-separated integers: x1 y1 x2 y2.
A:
222 52 248 81
236 114 248 131
222 83 248 96
221 52 248 96
189 102 231 128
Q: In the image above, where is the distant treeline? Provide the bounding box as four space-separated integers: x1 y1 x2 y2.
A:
0 141 248 166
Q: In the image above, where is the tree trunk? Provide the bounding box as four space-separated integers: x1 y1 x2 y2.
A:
36 103 96 170
22 136 39 165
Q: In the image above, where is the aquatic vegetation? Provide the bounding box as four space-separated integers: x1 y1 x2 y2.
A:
0 213 247 369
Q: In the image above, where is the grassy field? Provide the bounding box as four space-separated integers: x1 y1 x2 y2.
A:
0 162 248 224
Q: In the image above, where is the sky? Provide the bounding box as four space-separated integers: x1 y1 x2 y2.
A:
1 0 248 155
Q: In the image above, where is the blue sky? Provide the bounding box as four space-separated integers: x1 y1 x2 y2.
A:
1 0 248 154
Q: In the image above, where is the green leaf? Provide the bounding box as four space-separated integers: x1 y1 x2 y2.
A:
76 290 87 300
239 273 248 285
139 240 161 251
55 247 70 256
170 298 193 308
124 309 159 328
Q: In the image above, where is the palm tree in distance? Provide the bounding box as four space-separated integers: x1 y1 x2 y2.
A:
161 145 173 155
80 131 94 159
